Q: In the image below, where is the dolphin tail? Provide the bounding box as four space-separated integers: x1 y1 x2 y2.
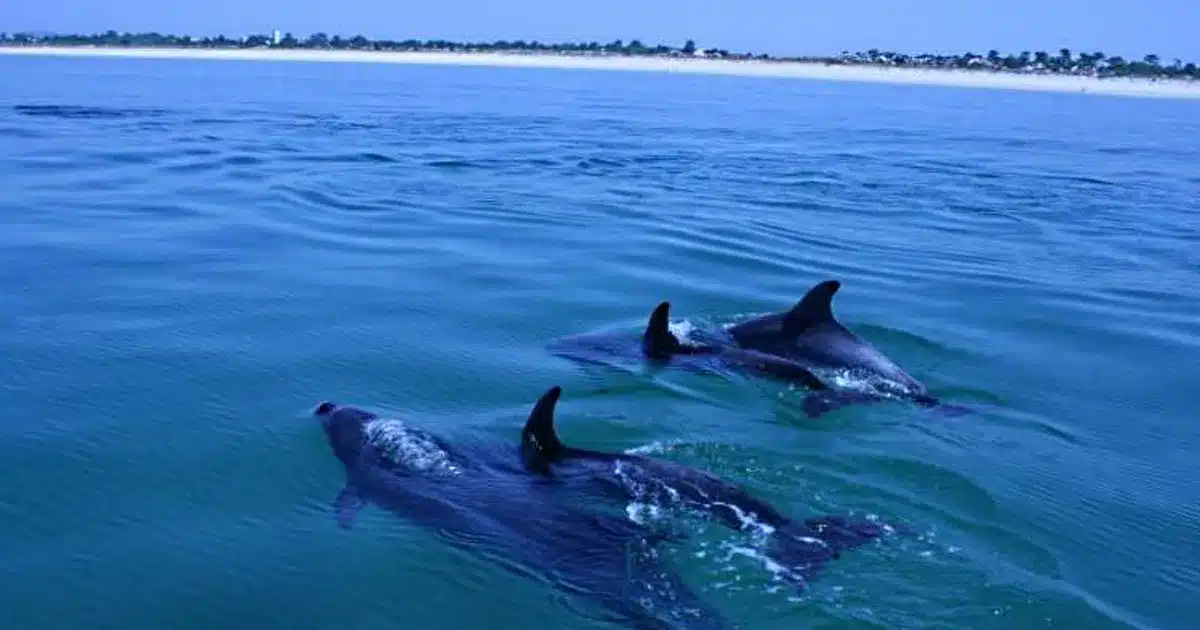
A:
766 514 899 592
800 389 884 418
615 538 739 630
802 514 898 551
802 390 973 419
914 394 975 418
565 514 731 630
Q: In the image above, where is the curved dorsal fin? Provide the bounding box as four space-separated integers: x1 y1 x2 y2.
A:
521 386 566 469
642 301 681 359
783 280 841 337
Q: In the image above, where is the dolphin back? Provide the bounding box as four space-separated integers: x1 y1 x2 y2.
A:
518 386 906 601
716 346 828 390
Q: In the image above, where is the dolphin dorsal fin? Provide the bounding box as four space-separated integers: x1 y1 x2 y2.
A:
783 280 841 337
521 386 566 468
642 302 680 359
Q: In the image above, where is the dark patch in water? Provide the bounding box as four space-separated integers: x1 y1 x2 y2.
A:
13 105 169 119
629 152 698 165
0 126 42 139
223 155 263 167
1042 173 1118 187
1000 138 1039 148
188 117 238 126
359 152 396 163
288 152 399 164
176 146 220 158
426 159 478 169
576 157 625 171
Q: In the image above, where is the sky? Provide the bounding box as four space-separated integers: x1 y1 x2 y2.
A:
3 0 1199 62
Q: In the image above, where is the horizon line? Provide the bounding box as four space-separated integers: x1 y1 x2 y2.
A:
3 28 1197 71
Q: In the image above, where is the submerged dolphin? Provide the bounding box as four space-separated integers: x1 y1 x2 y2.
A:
549 301 829 392
521 385 900 592
314 399 735 630
725 280 962 417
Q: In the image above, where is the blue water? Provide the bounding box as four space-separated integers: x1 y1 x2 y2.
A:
1 53 1198 630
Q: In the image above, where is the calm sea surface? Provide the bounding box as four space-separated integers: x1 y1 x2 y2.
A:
1 54 1198 630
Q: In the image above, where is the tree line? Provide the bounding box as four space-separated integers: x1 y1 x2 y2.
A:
2 30 1196 80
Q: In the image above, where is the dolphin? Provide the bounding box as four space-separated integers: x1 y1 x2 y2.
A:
520 385 901 593
313 399 736 630
725 280 963 417
549 301 830 392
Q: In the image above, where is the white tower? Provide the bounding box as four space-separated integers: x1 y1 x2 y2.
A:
273 29 281 45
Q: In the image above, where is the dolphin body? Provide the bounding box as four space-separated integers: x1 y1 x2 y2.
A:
314 399 736 630
725 280 964 417
548 301 830 393
521 386 898 593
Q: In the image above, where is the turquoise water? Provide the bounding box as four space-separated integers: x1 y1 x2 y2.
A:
2 54 1198 630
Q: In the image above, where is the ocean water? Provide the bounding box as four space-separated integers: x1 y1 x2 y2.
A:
1 54 1198 630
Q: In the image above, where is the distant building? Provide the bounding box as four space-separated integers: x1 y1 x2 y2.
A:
272 29 281 46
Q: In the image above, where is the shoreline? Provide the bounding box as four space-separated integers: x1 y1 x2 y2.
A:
4 45 1200 100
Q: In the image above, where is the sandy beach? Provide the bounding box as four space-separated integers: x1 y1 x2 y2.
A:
4 45 1200 100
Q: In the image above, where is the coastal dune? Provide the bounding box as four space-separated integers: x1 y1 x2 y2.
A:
4 45 1200 100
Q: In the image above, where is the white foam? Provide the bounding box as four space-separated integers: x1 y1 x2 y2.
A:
816 367 921 401
708 536 811 591
667 319 701 345
624 440 686 456
363 418 461 475
625 500 666 525
710 500 777 536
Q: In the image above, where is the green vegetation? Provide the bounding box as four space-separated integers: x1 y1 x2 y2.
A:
3 30 1197 81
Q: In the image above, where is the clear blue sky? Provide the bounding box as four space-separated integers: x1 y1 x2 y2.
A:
3 0 1198 62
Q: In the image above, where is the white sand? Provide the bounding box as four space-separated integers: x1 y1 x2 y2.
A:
4 45 1200 100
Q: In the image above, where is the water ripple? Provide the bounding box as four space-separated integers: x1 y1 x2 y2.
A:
1 60 1198 630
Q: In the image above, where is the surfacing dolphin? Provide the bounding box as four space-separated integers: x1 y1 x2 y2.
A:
726 279 967 417
548 301 830 392
314 399 736 630
521 385 902 593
